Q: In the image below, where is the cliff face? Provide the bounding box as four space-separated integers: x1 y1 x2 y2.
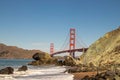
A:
0 43 43 59
80 27 120 66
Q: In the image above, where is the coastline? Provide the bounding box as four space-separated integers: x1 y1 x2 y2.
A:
0 59 74 80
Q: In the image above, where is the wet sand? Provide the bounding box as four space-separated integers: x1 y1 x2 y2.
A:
72 72 97 80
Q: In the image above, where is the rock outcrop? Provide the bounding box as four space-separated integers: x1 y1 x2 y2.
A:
63 56 76 66
0 67 14 74
18 65 28 71
28 52 57 65
80 27 120 67
81 70 120 80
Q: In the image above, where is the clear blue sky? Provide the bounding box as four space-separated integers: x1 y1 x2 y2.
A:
0 0 120 53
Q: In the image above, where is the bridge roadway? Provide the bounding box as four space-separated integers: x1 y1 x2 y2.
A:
51 48 88 56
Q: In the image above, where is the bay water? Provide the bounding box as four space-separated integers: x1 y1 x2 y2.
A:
0 59 74 80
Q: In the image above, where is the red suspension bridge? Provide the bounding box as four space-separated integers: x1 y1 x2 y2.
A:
50 28 88 58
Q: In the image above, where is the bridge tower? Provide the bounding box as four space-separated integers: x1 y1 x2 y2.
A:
69 28 76 58
50 43 54 54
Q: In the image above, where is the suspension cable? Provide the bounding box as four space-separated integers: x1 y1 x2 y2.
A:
59 31 69 51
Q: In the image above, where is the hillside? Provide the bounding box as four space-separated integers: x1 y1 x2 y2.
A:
80 27 120 66
0 43 43 59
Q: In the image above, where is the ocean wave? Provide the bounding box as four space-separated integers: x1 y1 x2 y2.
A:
0 66 74 80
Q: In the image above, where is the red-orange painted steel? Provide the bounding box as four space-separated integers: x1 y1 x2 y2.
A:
51 48 88 56
69 28 76 57
50 43 54 54
69 28 75 50
51 28 88 57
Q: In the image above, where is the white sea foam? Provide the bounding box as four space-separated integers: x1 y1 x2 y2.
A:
0 66 74 80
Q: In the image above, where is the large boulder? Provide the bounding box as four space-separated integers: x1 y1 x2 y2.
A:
63 56 76 66
0 67 14 74
29 52 57 65
18 65 28 71
33 52 51 62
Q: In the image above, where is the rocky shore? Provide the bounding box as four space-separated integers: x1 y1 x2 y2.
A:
70 66 120 80
73 70 120 80
3 27 118 80
0 65 28 74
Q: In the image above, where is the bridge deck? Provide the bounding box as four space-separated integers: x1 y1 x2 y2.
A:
51 48 88 56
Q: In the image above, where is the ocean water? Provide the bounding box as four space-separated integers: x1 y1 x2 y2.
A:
0 59 74 80
0 59 33 69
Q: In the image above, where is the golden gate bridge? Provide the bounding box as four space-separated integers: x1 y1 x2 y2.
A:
50 28 88 58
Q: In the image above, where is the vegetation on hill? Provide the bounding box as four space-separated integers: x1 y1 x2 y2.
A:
0 43 43 59
79 27 120 67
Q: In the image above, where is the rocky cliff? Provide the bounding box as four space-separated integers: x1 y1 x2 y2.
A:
80 27 120 66
0 43 43 59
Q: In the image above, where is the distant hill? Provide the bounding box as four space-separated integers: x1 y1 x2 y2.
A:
0 43 44 59
80 27 120 66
